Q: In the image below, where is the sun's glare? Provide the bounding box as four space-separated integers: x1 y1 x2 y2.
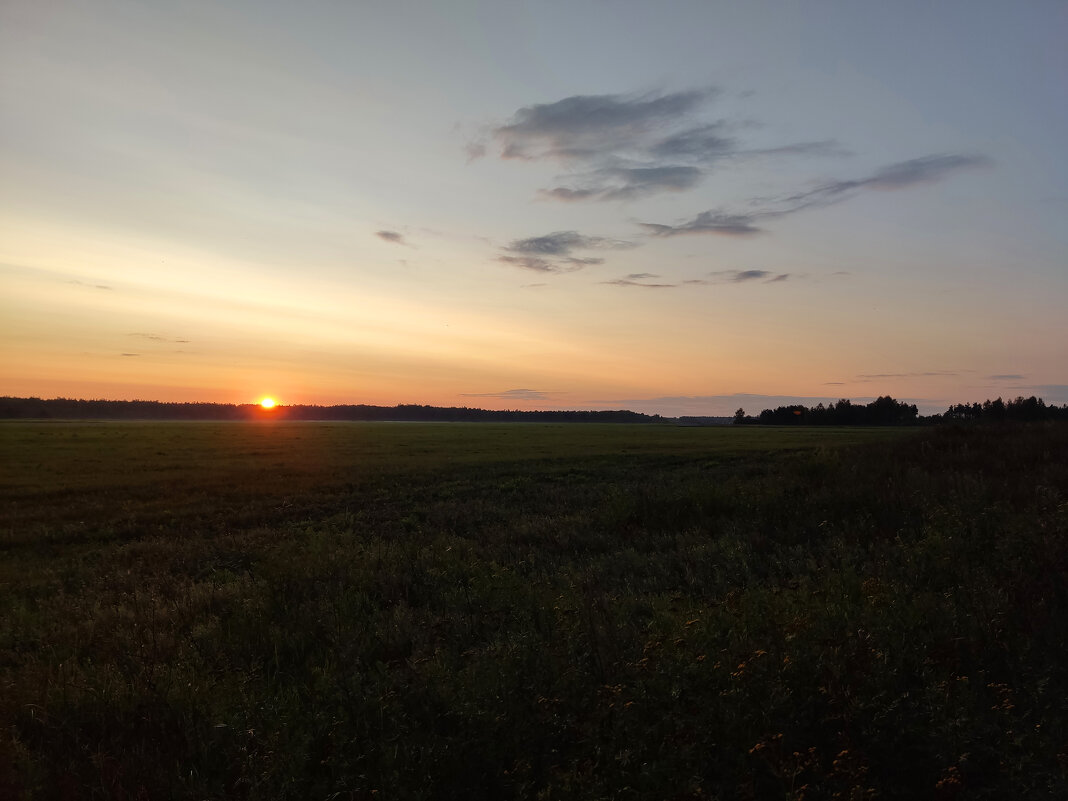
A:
260 397 276 409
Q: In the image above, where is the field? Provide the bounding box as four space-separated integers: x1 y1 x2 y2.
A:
2 421 1066 799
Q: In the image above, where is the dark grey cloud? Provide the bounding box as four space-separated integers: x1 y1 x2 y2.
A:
492 90 711 161
641 153 990 236
499 230 633 274
723 269 770 282
461 388 554 400
504 230 628 255
703 269 790 284
480 89 844 202
375 230 407 245
987 374 1025 380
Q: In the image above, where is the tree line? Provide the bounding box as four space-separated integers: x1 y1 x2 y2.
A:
2 395 1064 425
0 397 661 424
734 395 1068 426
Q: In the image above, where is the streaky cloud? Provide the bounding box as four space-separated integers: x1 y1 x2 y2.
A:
602 277 677 288
641 153 990 235
504 230 630 255
461 388 554 400
642 211 764 237
544 164 703 202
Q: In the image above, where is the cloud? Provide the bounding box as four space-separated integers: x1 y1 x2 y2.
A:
641 153 990 235
602 275 677 288
642 211 764 237
506 231 612 255
480 88 845 202
375 230 408 245
865 154 992 189
987 374 1025 380
764 154 992 213
719 269 770 282
129 332 189 343
648 122 736 161
697 269 790 284
498 230 633 273
543 164 703 202
743 140 850 158
497 255 602 273
602 269 789 288
855 371 958 380
121 353 140 357
492 90 711 162
68 280 112 290
461 388 554 401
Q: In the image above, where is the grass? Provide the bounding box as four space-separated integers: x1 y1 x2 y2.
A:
1 421 1066 799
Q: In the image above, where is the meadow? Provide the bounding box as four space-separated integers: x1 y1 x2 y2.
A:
1 421 1066 799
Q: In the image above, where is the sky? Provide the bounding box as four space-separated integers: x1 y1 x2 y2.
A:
2 0 1065 416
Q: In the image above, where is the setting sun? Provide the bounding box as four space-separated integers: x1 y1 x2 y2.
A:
260 398 276 409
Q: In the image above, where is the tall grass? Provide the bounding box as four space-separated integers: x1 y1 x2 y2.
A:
1 422 1065 798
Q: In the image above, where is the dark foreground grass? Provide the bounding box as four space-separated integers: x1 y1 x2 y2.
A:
1 422 1066 799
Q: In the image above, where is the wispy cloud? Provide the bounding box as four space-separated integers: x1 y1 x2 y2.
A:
461 388 555 401
129 332 190 344
854 371 959 380
497 255 602 273
604 269 790 288
987 374 1025 380
477 89 844 202
602 273 676 288
498 230 634 274
541 165 703 202
67 280 112 290
642 211 764 237
641 154 990 236
490 90 712 162
708 269 788 284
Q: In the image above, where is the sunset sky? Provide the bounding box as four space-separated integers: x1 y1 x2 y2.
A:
2 0 1065 415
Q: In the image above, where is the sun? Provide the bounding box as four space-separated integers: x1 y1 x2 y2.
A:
259 397 276 409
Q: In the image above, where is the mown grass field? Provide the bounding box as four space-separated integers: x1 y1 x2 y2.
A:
1 421 1066 799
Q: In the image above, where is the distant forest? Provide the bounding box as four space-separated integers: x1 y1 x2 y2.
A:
0 397 661 424
1 395 1064 425
734 394 1068 425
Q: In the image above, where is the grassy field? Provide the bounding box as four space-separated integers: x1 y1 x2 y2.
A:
1 421 1066 799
